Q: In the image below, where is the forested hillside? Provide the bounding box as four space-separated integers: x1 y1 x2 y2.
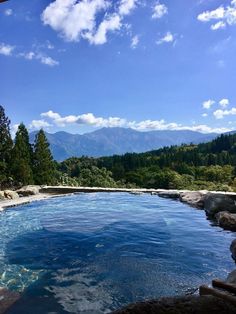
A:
58 133 236 191
1 104 236 191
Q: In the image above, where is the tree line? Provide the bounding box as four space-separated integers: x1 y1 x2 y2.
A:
0 106 55 188
1 104 236 191
58 134 236 191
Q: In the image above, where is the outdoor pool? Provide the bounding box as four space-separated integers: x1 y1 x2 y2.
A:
0 192 235 313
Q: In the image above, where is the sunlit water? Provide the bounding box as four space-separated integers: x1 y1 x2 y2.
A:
0 193 235 313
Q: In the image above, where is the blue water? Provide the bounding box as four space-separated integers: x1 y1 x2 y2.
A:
0 193 235 313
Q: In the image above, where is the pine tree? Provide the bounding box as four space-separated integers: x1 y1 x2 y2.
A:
0 105 13 187
11 123 34 185
33 129 55 184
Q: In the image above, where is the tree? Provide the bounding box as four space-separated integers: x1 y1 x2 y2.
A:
11 123 34 185
33 129 55 185
0 105 13 187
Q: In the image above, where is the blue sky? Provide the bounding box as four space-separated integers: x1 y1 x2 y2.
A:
1 0 236 135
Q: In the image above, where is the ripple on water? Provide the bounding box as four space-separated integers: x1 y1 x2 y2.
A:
0 192 236 313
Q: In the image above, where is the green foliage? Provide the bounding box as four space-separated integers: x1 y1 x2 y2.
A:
33 129 55 185
11 123 34 186
59 133 236 190
1 103 236 190
0 105 13 187
58 157 120 188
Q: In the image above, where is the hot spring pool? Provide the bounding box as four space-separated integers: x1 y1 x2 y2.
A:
0 192 235 313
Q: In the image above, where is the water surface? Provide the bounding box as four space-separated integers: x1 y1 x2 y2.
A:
0 193 235 313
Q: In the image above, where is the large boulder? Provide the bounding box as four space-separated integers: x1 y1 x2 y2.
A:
0 288 20 314
226 269 236 284
179 191 206 208
113 295 236 314
204 193 236 217
230 239 236 262
158 190 180 199
216 211 236 231
4 190 19 200
17 185 40 197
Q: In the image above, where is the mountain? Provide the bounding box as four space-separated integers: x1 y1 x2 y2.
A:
30 127 218 161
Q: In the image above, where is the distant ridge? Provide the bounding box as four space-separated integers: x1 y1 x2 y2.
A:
30 127 219 161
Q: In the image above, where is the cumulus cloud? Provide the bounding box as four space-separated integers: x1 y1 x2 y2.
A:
214 107 236 119
86 14 121 45
219 98 229 108
41 111 127 128
130 35 139 49
0 43 14 56
211 21 226 30
38 110 231 133
202 113 208 117
41 0 139 45
4 9 13 16
42 0 109 42
29 119 52 130
156 32 174 45
119 0 137 16
198 0 236 30
202 99 215 109
152 2 168 19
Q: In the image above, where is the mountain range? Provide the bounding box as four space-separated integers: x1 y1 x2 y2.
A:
30 127 219 161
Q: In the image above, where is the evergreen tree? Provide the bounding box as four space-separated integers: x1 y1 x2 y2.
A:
33 129 55 184
0 105 13 187
11 123 34 185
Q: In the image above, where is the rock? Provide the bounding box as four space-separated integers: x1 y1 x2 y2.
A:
158 190 180 199
179 191 205 208
226 269 236 284
4 190 19 200
0 191 5 200
204 193 236 217
151 192 158 195
0 288 20 314
129 191 144 195
17 185 40 197
112 295 236 314
216 211 236 231
230 239 236 261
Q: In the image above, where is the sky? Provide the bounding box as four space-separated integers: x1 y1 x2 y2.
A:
1 0 236 135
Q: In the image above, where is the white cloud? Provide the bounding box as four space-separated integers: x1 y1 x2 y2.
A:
11 124 20 137
219 98 229 108
211 21 226 30
198 6 225 22
156 32 174 45
38 110 231 133
86 14 121 45
131 35 139 49
0 41 59 67
42 0 109 42
29 119 52 130
119 0 137 16
202 113 208 117
214 107 236 119
198 0 236 30
152 2 168 19
41 111 127 128
41 0 139 45
19 51 59 66
202 99 215 109
4 9 13 16
0 43 14 56
40 55 59 66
